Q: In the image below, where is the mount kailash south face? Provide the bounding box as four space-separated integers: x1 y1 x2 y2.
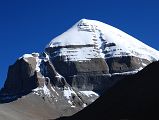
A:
0 19 159 120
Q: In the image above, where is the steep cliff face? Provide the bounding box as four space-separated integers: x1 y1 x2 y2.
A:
0 19 159 120
2 54 38 94
0 53 99 119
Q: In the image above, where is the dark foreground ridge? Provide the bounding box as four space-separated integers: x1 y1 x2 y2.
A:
57 61 159 120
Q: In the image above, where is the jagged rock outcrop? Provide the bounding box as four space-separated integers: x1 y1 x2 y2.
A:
1 56 38 94
0 53 99 119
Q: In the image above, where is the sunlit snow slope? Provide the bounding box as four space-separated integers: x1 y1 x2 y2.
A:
46 19 159 62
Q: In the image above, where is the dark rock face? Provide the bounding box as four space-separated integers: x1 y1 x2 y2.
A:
49 57 109 76
106 56 150 73
1 58 38 94
49 56 111 93
0 56 86 119
69 74 110 91
58 61 159 120
2 53 150 95
46 46 151 94
41 60 67 87
0 50 152 119
0 49 155 120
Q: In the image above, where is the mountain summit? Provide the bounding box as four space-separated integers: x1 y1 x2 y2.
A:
0 19 159 120
46 19 159 61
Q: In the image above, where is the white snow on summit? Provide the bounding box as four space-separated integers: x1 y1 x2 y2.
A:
46 19 159 62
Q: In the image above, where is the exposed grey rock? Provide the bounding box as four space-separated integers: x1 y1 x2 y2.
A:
0 46 155 120
1 57 38 94
106 56 151 73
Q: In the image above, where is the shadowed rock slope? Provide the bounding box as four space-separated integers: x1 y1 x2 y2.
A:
58 61 159 120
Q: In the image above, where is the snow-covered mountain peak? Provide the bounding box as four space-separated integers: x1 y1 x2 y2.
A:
2 19 159 120
46 19 159 62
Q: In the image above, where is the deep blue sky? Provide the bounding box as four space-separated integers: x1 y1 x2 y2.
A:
0 0 159 88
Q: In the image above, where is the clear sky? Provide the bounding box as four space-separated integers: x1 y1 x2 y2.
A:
0 0 159 88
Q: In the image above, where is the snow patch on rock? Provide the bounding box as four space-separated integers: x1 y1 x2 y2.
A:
63 87 76 105
35 56 42 72
19 54 33 62
63 87 75 99
33 83 51 97
79 91 99 97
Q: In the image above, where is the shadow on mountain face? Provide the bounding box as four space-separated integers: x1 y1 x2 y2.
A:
0 90 32 103
0 72 38 103
57 61 159 120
